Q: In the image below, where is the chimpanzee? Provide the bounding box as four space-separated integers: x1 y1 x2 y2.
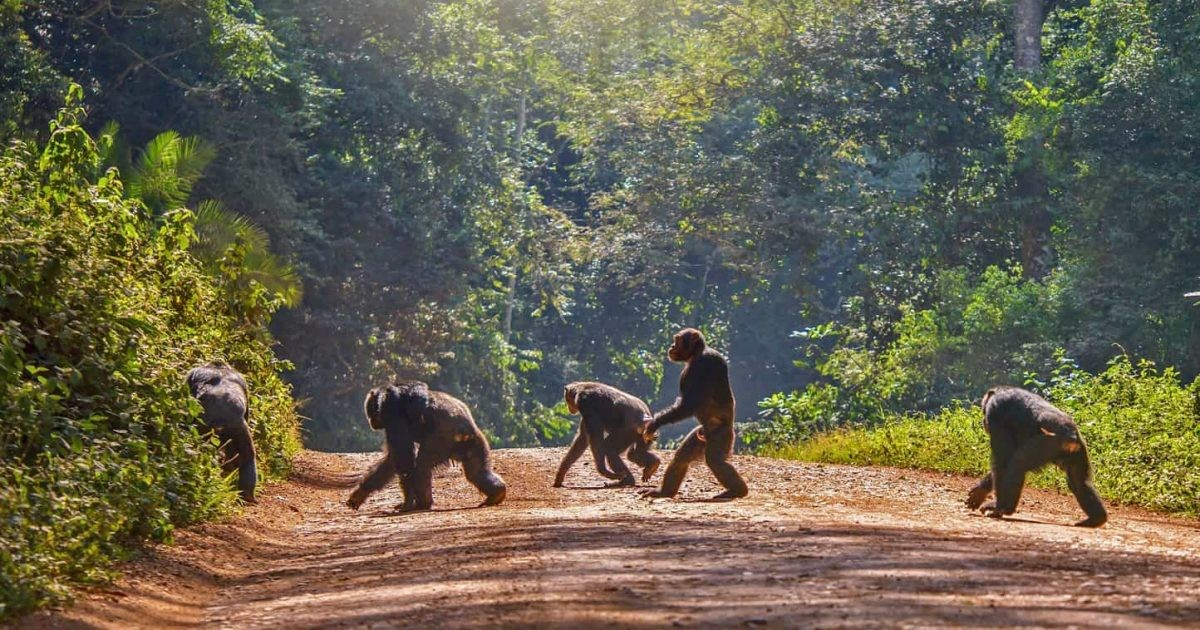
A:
187 362 257 502
347 381 506 511
554 381 661 488
966 386 1107 528
639 328 748 499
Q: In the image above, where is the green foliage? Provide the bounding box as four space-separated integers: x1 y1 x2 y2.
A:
748 266 1064 449
3 0 1200 473
773 355 1200 516
0 99 300 619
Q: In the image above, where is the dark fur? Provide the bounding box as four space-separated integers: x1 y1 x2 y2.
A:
966 386 1107 527
347 381 506 511
641 328 747 499
187 362 257 502
555 382 661 487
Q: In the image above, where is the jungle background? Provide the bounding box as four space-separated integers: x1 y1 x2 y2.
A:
2 0 1200 617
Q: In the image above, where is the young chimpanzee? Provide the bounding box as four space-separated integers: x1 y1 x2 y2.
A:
639 328 748 500
347 381 506 511
966 386 1107 527
554 382 661 488
187 362 258 502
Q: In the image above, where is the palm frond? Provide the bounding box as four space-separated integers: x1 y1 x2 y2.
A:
190 200 303 307
128 131 216 212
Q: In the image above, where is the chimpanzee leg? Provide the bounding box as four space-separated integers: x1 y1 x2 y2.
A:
398 475 416 511
1063 449 1107 528
642 427 706 498
626 435 661 483
459 439 507 506
600 429 638 487
409 440 452 511
220 423 257 503
704 423 748 499
992 436 1060 516
554 427 590 487
581 413 624 480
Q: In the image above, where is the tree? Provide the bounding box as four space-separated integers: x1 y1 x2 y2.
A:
1014 0 1053 280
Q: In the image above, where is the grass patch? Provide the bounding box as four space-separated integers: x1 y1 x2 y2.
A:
769 357 1200 517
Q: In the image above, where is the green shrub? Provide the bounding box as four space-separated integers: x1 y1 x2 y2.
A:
0 90 300 619
746 265 1065 451
773 355 1200 516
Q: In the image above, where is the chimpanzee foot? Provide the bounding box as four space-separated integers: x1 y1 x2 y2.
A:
712 489 748 500
481 486 506 506
641 461 661 483
638 487 676 499
1074 515 1107 528
979 502 1013 519
606 474 637 488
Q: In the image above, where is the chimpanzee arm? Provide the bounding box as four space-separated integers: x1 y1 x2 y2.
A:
966 474 993 510
347 455 396 510
221 423 257 503
554 427 589 487
991 436 1061 516
649 363 708 432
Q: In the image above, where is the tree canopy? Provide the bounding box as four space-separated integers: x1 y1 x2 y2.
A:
2 0 1197 447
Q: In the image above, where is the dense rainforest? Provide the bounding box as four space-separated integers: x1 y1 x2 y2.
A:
2 0 1199 617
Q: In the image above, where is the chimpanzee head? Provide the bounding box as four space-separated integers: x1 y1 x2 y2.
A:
563 384 581 414
667 328 706 362
363 381 430 431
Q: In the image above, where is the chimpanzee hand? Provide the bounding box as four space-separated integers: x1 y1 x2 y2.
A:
966 485 990 511
638 417 657 444
346 487 369 510
979 501 1011 518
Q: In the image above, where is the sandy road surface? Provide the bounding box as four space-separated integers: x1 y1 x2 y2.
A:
19 449 1200 629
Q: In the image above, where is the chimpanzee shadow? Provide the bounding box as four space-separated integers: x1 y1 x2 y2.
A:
559 483 657 491
967 512 1072 528
366 504 487 519
673 496 740 504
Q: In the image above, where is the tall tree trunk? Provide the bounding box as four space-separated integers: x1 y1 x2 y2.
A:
1014 0 1052 280
502 270 517 343
1014 0 1042 72
502 93 527 345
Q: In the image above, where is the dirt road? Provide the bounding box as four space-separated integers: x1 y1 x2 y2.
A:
21 449 1200 628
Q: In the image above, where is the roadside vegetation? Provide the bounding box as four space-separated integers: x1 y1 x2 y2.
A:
766 355 1200 516
0 94 301 618
3 0 1200 618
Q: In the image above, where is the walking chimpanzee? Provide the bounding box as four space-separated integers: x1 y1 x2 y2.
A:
347 381 506 511
966 386 1107 527
640 328 748 500
555 381 660 487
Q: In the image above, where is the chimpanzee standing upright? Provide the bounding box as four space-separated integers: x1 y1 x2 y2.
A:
640 328 747 500
966 386 1107 527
